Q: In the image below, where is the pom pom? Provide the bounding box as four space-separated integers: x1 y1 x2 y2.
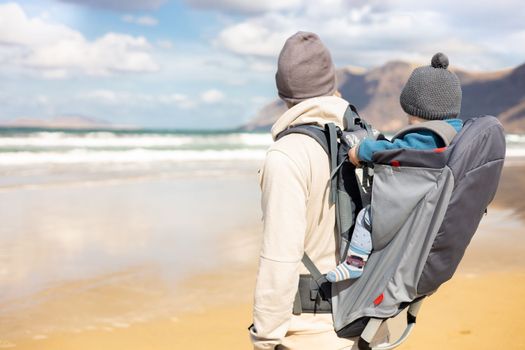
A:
431 52 449 69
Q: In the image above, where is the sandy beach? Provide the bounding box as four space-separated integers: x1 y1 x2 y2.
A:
1 161 524 350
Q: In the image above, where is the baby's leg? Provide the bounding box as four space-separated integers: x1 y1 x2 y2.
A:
327 205 372 282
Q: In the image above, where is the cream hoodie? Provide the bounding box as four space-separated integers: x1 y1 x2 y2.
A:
250 96 355 350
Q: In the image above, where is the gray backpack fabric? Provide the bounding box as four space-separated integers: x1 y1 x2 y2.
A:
332 115 505 345
277 112 505 349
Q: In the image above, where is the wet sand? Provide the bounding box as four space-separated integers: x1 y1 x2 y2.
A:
2 164 525 350
0 174 261 349
9 273 523 350
0 266 258 350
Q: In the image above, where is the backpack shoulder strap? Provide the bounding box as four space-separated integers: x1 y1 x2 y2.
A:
392 120 458 146
275 123 339 204
275 125 330 154
302 253 323 281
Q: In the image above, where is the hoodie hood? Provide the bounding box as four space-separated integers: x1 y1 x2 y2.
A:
271 96 348 140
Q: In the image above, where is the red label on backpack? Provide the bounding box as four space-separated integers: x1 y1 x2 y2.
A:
434 147 447 153
373 293 384 306
390 160 400 167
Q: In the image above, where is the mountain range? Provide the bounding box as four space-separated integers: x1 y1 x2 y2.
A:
243 61 525 133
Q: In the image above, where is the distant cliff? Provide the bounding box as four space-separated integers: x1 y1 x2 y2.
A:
243 61 525 133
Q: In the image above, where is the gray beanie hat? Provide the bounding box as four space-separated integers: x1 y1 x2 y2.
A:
275 31 336 105
400 53 462 120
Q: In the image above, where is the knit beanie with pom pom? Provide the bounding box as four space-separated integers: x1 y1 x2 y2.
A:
400 53 462 120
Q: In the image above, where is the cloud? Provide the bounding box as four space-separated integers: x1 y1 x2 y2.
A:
83 89 123 104
156 39 174 49
216 14 295 57
82 90 194 109
200 89 225 104
214 0 525 70
122 15 159 26
58 0 166 11
216 3 450 62
157 93 195 109
81 88 227 109
185 0 301 14
0 3 159 77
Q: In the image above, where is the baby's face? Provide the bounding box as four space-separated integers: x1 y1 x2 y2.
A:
407 115 425 125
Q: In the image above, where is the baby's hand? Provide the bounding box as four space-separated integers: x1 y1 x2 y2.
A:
348 146 360 167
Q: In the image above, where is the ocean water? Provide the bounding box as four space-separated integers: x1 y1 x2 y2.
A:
504 134 525 157
0 128 273 189
0 128 272 162
0 127 522 167
1 127 523 189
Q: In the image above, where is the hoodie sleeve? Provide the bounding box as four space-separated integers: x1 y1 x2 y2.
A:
357 119 464 163
357 131 442 163
250 149 308 350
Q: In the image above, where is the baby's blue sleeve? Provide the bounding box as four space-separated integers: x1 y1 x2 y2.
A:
357 131 440 163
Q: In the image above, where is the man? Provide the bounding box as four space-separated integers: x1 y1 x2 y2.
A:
249 31 388 350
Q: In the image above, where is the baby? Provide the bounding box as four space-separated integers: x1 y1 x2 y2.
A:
327 53 463 283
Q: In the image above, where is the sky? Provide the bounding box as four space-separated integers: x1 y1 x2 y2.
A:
0 0 523 129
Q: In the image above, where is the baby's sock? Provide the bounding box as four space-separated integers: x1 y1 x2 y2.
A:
327 206 372 283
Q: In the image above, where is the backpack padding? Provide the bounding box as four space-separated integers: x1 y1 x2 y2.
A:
417 116 505 294
275 125 329 154
277 124 339 204
392 120 458 147
371 147 448 169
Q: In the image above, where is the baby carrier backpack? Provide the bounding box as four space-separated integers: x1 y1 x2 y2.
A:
275 105 506 350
